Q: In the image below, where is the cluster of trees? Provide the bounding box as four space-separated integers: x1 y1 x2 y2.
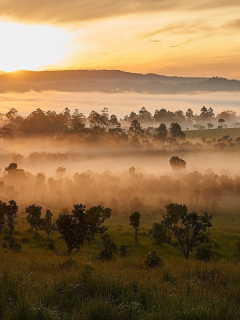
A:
1 107 239 145
0 107 187 146
1 160 240 215
0 196 214 262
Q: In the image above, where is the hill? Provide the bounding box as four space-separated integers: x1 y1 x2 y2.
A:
0 70 239 93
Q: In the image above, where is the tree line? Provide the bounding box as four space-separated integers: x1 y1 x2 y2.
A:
0 198 214 262
1 107 239 142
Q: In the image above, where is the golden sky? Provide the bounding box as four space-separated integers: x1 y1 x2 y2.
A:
0 0 240 78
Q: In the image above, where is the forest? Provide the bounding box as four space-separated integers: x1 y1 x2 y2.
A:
1 105 240 319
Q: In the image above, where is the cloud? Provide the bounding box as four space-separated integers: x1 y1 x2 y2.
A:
147 20 213 37
0 0 240 26
224 19 240 29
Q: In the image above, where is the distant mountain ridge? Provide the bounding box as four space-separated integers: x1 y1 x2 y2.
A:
0 70 239 93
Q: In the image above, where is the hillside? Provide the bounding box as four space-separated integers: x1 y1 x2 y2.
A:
0 70 239 93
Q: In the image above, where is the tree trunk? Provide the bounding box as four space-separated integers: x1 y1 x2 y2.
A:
135 228 138 241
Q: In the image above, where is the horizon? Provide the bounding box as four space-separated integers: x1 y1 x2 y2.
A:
1 2 240 77
0 69 236 80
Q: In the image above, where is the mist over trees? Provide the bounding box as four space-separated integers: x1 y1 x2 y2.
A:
2 106 240 143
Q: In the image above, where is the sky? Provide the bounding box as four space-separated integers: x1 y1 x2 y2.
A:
0 0 240 78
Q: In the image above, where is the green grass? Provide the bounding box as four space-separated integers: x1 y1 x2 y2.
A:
184 127 240 142
1 210 240 319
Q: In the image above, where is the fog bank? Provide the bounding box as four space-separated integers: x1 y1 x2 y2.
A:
0 91 240 117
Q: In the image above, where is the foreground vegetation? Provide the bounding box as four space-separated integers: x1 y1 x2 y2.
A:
1 107 240 319
1 206 240 320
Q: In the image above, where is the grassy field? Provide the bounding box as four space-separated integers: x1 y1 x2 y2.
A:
1 209 240 320
184 127 240 141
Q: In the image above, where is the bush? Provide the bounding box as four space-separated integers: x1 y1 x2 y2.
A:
119 245 131 257
46 239 56 251
59 258 76 270
1 240 8 248
97 234 118 261
145 251 163 268
9 238 22 252
195 245 213 262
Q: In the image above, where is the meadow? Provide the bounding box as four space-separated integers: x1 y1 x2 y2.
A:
1 198 240 320
1 111 240 319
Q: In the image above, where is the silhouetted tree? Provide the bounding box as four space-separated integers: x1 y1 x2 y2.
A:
150 203 212 260
97 234 118 260
169 156 186 171
199 106 215 121
129 166 136 175
218 118 225 125
185 108 194 122
169 122 186 139
56 166 66 179
155 123 167 141
56 204 111 253
44 209 54 238
25 204 43 237
5 200 18 239
0 201 6 235
130 211 141 241
128 119 144 136
0 127 14 144
6 108 18 120
5 163 17 172
207 123 214 129
138 107 153 124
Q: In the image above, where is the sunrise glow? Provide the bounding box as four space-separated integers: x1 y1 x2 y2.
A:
0 22 72 72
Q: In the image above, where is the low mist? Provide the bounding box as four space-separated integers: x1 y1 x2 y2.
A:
1 91 240 117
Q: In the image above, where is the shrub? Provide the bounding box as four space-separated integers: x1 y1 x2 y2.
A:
119 245 131 257
59 258 76 270
195 245 213 262
46 239 56 251
97 234 118 261
145 251 163 268
1 240 8 248
9 238 22 252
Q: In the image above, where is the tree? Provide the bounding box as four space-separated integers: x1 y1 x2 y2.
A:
138 107 153 124
129 211 141 241
169 122 186 139
6 108 18 120
218 119 225 125
0 127 14 144
0 201 6 235
199 107 215 121
155 123 167 141
207 123 214 129
44 209 54 238
109 114 121 129
150 203 212 260
25 204 43 237
4 200 18 239
185 108 194 122
5 163 17 172
128 120 144 136
169 156 186 171
97 234 118 260
56 166 66 179
56 204 111 253
88 110 109 133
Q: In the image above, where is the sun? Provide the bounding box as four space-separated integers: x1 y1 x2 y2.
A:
0 22 72 72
